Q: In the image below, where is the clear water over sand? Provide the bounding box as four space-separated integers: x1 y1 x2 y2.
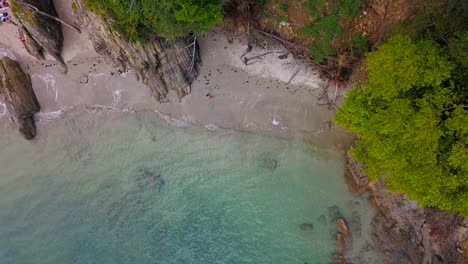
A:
0 111 378 263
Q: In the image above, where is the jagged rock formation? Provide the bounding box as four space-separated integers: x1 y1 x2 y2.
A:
0 57 40 140
11 0 67 73
18 26 45 60
336 218 353 250
72 0 199 102
345 151 468 264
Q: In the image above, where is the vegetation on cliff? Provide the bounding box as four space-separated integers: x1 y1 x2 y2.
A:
83 0 223 41
335 1 467 215
257 0 367 64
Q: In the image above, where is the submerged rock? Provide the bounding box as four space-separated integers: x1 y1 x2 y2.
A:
11 0 67 73
349 210 362 239
0 57 40 139
300 223 313 231
257 158 278 171
334 253 347 264
328 205 341 221
317 214 326 225
72 0 199 102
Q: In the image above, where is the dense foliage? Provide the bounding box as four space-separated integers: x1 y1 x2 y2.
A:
300 14 342 62
83 0 223 41
300 0 366 62
335 35 468 215
352 34 369 52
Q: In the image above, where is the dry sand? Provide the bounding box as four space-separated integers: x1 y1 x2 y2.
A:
0 0 353 148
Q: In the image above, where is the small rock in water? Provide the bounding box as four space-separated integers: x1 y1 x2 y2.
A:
317 214 326 225
328 205 341 221
257 158 278 171
300 223 314 231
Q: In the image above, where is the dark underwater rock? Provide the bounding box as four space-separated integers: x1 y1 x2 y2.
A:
257 158 278 171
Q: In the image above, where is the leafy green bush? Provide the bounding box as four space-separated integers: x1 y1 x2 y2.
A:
301 15 343 62
308 41 336 62
391 0 466 42
352 34 369 52
83 0 223 41
279 3 289 12
335 35 468 216
338 0 363 18
255 0 267 9
304 0 326 17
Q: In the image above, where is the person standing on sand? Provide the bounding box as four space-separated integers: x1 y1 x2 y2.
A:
205 92 214 99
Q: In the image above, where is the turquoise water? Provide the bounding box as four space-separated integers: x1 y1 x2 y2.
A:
0 111 377 263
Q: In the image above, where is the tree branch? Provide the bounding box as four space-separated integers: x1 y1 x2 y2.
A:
12 0 81 33
188 35 197 72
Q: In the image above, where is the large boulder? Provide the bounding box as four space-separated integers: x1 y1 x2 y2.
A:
72 0 199 102
11 0 67 73
0 57 40 140
18 26 45 60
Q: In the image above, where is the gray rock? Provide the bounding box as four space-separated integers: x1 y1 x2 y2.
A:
0 57 40 139
12 0 67 73
72 0 199 101
18 26 44 60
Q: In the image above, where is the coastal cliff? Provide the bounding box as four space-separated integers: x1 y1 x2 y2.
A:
0 57 40 140
71 0 200 101
11 0 67 73
345 151 468 264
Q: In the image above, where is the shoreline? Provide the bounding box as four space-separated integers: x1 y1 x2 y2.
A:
0 0 353 149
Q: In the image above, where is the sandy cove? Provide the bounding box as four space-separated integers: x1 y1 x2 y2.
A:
0 0 353 148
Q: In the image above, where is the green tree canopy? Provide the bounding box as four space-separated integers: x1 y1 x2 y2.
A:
335 35 468 216
83 0 223 41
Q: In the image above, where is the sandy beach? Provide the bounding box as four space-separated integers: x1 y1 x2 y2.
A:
0 0 353 148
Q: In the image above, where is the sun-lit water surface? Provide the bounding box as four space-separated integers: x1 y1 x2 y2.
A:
0 111 378 264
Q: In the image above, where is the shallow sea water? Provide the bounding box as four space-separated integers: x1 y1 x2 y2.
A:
0 111 379 264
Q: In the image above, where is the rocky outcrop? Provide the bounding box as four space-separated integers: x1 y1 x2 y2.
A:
0 57 40 140
345 150 468 264
72 0 199 102
11 0 67 73
336 218 352 250
18 26 45 60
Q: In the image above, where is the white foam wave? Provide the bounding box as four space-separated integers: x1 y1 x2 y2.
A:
0 49 17 60
112 89 122 107
205 124 218 131
34 106 200 130
32 74 58 102
35 109 67 122
154 110 190 127
0 100 7 117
